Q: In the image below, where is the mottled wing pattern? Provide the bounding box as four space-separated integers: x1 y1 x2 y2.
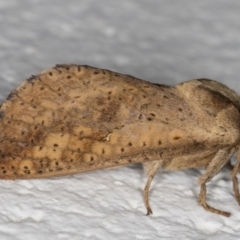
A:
0 65 234 179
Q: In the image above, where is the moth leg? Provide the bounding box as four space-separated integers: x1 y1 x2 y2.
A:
143 160 163 215
231 150 240 205
198 148 235 217
199 184 231 217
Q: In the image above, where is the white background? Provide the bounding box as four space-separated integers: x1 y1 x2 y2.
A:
1 1 240 239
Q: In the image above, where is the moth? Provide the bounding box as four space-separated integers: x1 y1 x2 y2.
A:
0 64 240 217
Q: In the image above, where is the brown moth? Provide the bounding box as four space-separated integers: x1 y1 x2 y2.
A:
0 64 240 217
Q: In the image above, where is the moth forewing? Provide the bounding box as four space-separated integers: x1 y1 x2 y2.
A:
0 64 240 217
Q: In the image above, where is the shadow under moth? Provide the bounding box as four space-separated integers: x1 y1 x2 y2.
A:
1 64 240 217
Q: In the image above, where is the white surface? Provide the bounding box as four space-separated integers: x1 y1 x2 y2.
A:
1 1 240 239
